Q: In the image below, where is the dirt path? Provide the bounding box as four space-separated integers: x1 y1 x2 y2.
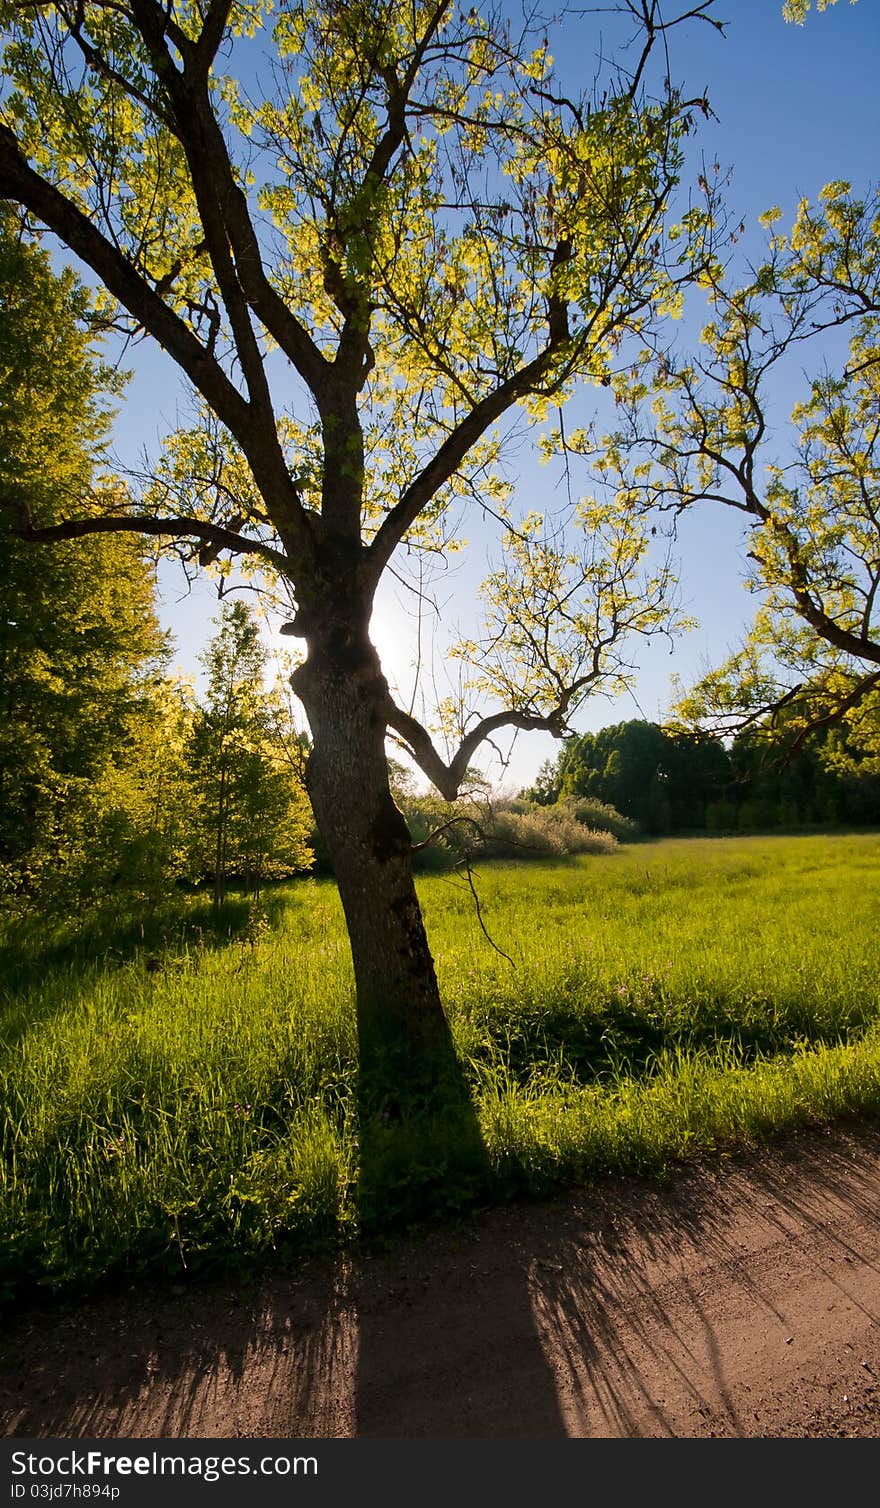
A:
2 1120 879 1438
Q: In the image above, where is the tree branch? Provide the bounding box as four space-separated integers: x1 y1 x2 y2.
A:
15 512 291 575
783 669 880 760
366 344 567 581
175 86 334 403
384 697 567 801
0 116 317 571
0 122 254 444
127 0 281 432
331 1 453 380
193 0 235 77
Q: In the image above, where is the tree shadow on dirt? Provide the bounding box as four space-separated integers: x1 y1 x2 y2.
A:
525 1125 880 1436
2 1123 878 1438
351 1010 567 1434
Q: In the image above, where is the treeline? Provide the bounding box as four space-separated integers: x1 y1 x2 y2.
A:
525 717 880 834
1 564 314 920
0 219 312 924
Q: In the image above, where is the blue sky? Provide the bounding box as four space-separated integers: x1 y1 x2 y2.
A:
106 0 880 792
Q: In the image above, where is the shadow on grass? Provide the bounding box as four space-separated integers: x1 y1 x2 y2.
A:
0 887 293 1047
354 1011 492 1235
467 996 877 1089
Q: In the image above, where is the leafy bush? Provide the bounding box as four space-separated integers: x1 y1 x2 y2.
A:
509 794 636 838
396 791 622 866
561 797 637 841
483 805 618 858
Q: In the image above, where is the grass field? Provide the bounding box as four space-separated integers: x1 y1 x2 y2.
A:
2 832 879 1296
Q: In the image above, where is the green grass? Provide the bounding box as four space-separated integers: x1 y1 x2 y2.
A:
2 833 879 1296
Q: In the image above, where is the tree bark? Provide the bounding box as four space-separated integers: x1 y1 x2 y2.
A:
291 631 451 1094
292 622 491 1228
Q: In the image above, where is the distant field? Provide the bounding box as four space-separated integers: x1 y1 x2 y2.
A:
2 832 879 1295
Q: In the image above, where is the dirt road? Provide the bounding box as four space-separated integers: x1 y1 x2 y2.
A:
2 1121 879 1438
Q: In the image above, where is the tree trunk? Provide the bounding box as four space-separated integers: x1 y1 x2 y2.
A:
293 628 489 1223
292 637 448 1071
213 763 228 915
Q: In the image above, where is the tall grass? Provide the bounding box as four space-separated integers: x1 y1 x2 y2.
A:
2 834 879 1295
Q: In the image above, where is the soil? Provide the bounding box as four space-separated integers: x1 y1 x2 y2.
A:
2 1120 879 1439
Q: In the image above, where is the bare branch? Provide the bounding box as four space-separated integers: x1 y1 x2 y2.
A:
14 511 291 575
384 696 567 801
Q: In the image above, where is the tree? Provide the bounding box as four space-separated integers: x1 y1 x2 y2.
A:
525 712 880 832
85 673 197 909
593 182 880 755
0 212 169 903
188 601 312 907
0 0 722 1081
546 719 729 831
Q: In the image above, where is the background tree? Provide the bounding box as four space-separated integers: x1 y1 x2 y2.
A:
0 0 722 1076
188 601 312 909
0 212 170 905
525 714 880 834
550 720 729 832
89 673 198 912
